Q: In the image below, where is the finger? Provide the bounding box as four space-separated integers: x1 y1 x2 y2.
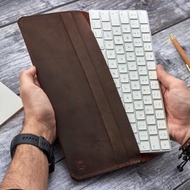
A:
34 75 41 87
19 66 37 87
160 83 166 94
156 64 176 89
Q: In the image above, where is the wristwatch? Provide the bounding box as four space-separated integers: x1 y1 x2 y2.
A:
177 137 190 172
10 133 55 173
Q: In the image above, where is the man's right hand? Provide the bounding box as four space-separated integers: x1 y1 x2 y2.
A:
157 64 190 145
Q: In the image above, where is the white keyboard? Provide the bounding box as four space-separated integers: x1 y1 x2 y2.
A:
89 10 171 153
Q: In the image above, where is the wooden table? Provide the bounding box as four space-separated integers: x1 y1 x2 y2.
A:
1 0 190 189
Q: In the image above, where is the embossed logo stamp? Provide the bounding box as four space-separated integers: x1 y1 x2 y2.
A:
76 157 85 170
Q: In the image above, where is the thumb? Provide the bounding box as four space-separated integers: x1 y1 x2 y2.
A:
156 64 176 89
19 66 37 87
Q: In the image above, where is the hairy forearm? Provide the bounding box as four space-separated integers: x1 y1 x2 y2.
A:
0 118 54 190
0 66 56 190
0 140 49 190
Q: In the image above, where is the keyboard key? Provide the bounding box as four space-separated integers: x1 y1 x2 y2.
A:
120 74 129 82
146 52 155 60
143 95 152 104
148 125 158 135
91 20 101 28
136 111 145 120
126 52 135 61
150 136 160 150
128 61 137 70
141 24 150 32
140 76 149 84
129 11 138 19
155 110 165 119
131 81 140 90
149 70 157 79
142 33 151 42
133 38 142 47
100 11 109 21
127 113 136 123
118 64 127 73
123 93 132 102
139 141 150 151
114 36 123 44
142 86 150 94
138 66 147 75
104 31 113 40
129 71 138 80
113 27 122 35
125 43 134 52
157 120 167 129
133 91 142 100
150 81 159 89
110 11 120 26
161 140 170 150
102 22 111 30
132 29 141 37
147 61 156 70
154 100 163 109
144 42 153 51
117 55 126 63
123 33 132 42
106 50 116 59
135 47 144 56
119 11 129 23
147 115 156 124
134 101 143 110
138 11 148 24
108 59 117 68
115 45 124 54
121 83 130 92
152 90 161 99
129 10 138 19
90 11 100 19
121 24 130 33
125 103 134 112
110 69 119 78
105 40 114 49
93 29 102 37
137 121 147 130
139 131 148 141
145 105 154 114
159 130 169 140
130 20 139 28
137 57 146 65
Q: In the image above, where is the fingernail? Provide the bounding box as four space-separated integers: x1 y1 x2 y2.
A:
157 64 163 69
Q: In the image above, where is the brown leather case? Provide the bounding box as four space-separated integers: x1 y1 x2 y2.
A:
18 11 156 180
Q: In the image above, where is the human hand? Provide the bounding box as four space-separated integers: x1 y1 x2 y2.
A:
19 66 56 144
157 64 190 145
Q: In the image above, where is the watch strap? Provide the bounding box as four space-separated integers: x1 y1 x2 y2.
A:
10 133 55 173
177 137 190 172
